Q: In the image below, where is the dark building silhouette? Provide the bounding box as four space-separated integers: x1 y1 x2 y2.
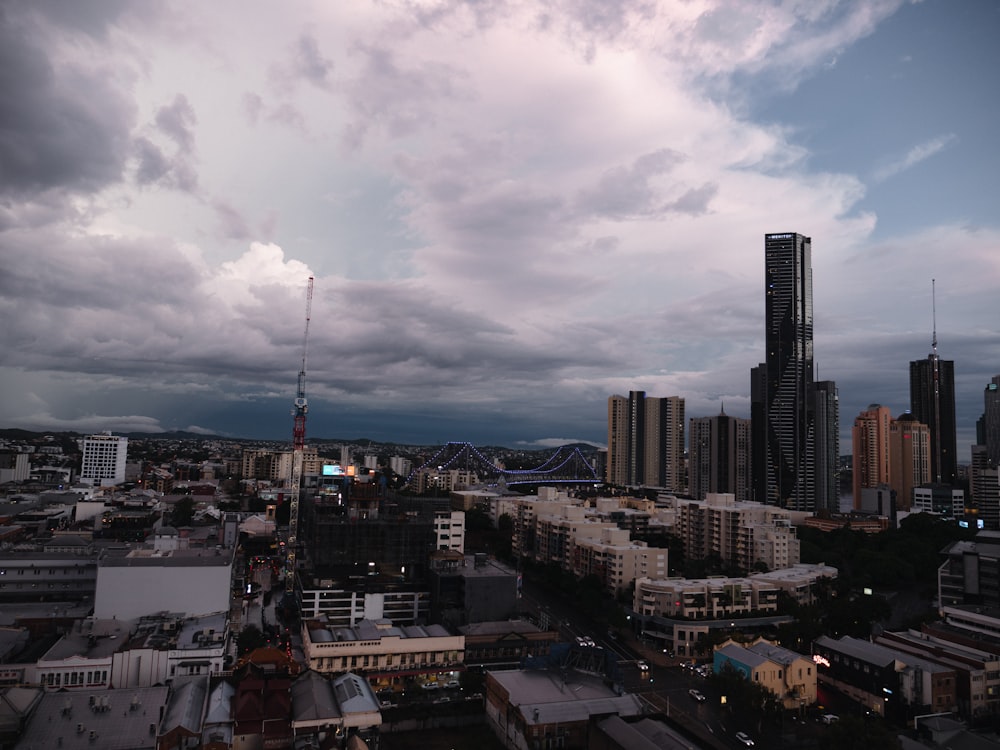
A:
606 390 685 490
688 408 751 502
978 375 1000 466
303 475 441 585
761 232 815 511
910 353 957 487
812 380 840 513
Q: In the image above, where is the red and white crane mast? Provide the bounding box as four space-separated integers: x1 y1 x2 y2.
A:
285 276 313 595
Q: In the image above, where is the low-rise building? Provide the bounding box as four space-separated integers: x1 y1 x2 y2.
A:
459 620 560 669
94 546 233 621
813 634 958 719
713 638 817 709
35 612 229 690
14 684 170 750
301 618 464 692
484 668 644 750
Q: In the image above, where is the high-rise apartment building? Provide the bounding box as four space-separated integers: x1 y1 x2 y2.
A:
760 232 815 511
978 375 1000 467
606 395 630 486
970 445 1000 530
80 432 128 486
812 380 840 513
910 353 957 486
889 413 931 511
688 409 751 502
645 395 686 491
606 391 685 491
750 364 768 504
852 404 892 509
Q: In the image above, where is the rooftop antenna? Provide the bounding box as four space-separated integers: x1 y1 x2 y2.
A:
928 278 937 353
930 278 942 482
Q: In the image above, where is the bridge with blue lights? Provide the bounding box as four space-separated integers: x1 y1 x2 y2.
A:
406 441 600 490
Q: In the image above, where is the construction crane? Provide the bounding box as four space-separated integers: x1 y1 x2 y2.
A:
285 276 314 597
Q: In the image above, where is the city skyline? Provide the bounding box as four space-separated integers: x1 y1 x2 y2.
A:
1 2 999 453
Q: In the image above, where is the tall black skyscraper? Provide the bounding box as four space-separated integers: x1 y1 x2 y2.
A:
762 232 815 510
910 354 957 486
812 379 840 513
909 284 958 487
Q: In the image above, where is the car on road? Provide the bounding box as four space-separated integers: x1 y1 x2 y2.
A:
637 660 649 672
444 680 460 689
735 731 754 746
420 682 439 691
688 688 706 702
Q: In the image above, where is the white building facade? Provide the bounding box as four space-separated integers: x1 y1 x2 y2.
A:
80 433 128 487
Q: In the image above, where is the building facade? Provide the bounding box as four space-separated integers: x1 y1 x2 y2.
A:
688 410 751 502
80 433 128 487
890 413 931 511
761 232 815 511
812 380 840 513
852 404 892 509
301 618 464 691
910 353 958 487
980 376 1000 466
606 391 685 491
665 493 800 572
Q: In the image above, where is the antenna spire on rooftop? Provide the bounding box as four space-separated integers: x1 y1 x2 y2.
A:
931 278 938 355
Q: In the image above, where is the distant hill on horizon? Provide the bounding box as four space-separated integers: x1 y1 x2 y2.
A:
0 428 598 453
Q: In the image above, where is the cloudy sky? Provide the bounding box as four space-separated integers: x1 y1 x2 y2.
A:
1 0 998 455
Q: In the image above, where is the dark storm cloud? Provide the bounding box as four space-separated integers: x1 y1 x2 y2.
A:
130 95 200 191
155 95 197 153
13 0 134 38
0 5 134 197
133 137 171 185
294 34 334 88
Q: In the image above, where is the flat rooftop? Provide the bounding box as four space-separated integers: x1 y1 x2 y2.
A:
99 548 232 567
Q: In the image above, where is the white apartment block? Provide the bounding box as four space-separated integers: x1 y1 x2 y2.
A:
389 455 412 477
241 447 320 484
634 563 838 621
301 618 464 681
571 527 668 593
913 485 965 518
634 576 774 620
80 432 128 487
434 510 465 552
298 586 430 625
510 496 668 594
410 468 480 494
665 493 800 571
0 450 30 483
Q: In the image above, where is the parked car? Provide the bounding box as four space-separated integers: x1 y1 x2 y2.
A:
735 731 755 746
820 714 840 724
688 689 706 702
420 682 439 691
444 680 460 689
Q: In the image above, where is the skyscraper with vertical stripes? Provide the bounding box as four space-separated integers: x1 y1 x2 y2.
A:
760 232 815 511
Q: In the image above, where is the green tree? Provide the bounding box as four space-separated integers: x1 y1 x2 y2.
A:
172 496 195 527
237 625 267 656
818 716 900 750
